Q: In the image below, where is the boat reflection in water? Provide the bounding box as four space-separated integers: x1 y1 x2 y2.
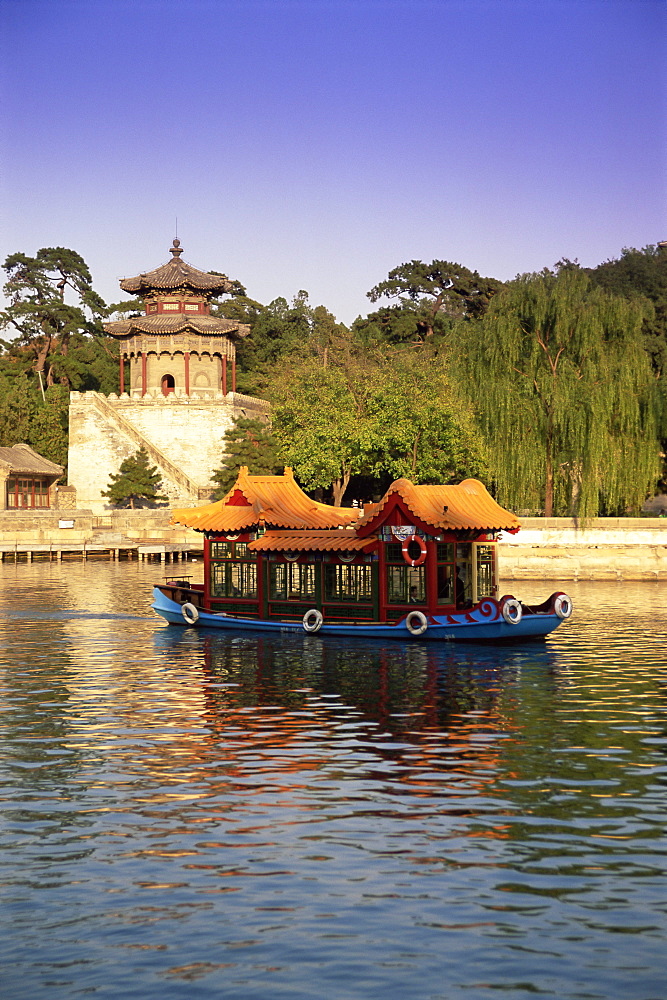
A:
151 623 564 796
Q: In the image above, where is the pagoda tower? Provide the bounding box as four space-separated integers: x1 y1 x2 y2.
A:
67 241 269 511
104 239 247 398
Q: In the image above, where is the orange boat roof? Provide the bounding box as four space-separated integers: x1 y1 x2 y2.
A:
356 478 521 533
171 467 361 533
249 530 376 553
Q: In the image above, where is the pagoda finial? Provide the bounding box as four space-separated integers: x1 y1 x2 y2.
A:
170 238 184 258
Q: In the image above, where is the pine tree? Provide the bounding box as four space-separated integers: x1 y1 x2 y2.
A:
211 417 281 499
102 448 167 508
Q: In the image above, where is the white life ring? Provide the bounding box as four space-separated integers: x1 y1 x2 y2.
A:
302 609 323 633
181 602 200 625
401 533 427 567
553 593 573 619
501 597 522 625
405 610 428 635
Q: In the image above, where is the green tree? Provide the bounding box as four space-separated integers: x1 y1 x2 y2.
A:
0 374 39 446
26 385 69 470
362 358 488 484
272 362 363 505
210 417 282 499
456 269 661 517
101 447 167 508
234 292 313 394
1 247 107 391
271 348 488 505
0 375 68 472
588 244 667 374
367 260 502 341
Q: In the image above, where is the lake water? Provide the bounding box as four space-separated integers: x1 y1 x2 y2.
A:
0 561 665 1000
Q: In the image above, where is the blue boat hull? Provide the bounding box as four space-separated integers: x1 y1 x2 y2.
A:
151 588 565 643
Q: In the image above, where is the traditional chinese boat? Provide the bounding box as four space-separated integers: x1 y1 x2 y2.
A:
151 467 572 642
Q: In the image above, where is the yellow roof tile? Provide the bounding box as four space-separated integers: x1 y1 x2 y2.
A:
249 531 376 553
171 467 361 533
356 478 521 533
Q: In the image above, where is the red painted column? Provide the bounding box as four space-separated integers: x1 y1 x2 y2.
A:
378 543 388 622
203 537 212 609
141 352 147 396
426 539 438 616
222 355 228 396
119 353 125 394
232 355 237 394
184 352 190 396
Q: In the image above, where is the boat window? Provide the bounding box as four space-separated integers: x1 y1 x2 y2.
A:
475 543 496 599
436 542 455 605
385 541 425 604
211 561 257 599
234 541 256 560
269 562 316 601
324 564 373 602
456 543 473 607
209 540 256 560
210 540 232 559
386 565 425 605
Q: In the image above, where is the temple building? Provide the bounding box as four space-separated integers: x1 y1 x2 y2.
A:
67 241 269 512
105 238 245 399
0 444 63 511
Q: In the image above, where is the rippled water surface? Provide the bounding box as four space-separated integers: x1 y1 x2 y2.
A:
0 562 665 999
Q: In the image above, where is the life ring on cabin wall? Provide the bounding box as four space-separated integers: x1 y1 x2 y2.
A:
302 609 323 633
181 602 200 626
553 593 573 619
500 597 522 625
405 610 428 636
402 534 427 567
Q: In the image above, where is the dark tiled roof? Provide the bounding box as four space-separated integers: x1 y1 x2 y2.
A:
0 444 63 476
119 241 234 297
104 314 248 338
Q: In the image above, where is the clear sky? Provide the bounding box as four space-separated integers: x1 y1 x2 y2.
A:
1 0 665 324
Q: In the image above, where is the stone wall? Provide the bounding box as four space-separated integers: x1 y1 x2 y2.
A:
0 509 199 546
498 517 667 581
68 389 269 513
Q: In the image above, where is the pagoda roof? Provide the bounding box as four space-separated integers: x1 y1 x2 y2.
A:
171 467 361 533
104 313 248 339
119 240 234 298
356 478 521 534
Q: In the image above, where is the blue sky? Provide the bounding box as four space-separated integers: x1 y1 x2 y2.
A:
1 0 665 323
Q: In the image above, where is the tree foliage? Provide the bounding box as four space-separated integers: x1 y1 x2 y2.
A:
456 269 661 516
210 417 282 499
0 375 68 472
271 345 487 505
367 259 502 341
101 447 167 508
589 245 667 374
1 247 108 390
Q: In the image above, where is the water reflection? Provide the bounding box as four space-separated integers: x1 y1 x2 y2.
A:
0 564 666 1000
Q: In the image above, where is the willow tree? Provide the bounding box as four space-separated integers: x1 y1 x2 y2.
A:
457 269 661 516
